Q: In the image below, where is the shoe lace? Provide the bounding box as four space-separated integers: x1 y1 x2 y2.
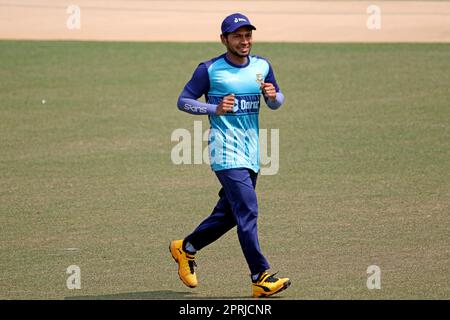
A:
188 260 197 274
263 272 279 283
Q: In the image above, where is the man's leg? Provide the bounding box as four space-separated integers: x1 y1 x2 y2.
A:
215 168 270 275
184 188 236 251
171 179 237 288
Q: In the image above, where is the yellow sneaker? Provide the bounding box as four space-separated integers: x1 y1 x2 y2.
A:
252 272 291 298
169 240 198 288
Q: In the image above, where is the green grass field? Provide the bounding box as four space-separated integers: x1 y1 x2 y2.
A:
0 41 449 299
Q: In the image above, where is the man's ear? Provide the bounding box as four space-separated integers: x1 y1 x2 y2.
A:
220 34 227 46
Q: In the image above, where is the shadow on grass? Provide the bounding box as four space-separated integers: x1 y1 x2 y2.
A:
65 290 257 300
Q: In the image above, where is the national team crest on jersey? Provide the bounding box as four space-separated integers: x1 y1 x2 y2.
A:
256 73 263 84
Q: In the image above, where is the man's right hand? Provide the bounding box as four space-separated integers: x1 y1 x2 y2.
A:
215 94 235 115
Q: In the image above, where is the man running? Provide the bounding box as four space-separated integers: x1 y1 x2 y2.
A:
170 13 290 298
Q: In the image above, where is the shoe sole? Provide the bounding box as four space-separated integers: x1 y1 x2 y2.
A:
169 243 197 288
253 279 292 298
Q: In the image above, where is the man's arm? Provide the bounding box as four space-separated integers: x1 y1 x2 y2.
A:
262 83 285 110
177 63 217 115
177 63 236 115
262 62 285 110
177 92 217 115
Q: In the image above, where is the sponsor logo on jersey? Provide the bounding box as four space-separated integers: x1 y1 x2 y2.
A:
209 95 260 114
184 103 207 113
220 76 241 84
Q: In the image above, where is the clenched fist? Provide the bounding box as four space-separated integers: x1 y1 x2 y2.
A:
216 94 235 115
261 83 277 102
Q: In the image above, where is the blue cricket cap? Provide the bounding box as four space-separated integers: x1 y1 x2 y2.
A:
221 13 256 34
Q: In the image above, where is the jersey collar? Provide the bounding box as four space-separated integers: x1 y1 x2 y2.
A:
223 53 251 68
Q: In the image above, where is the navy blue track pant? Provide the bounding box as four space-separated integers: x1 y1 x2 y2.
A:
185 168 270 275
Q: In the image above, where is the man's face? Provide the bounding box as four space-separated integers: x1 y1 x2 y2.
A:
221 26 253 58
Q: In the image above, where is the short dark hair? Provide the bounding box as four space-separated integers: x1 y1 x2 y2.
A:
222 26 253 39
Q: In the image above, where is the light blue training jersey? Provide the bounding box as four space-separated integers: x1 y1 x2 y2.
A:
181 53 281 173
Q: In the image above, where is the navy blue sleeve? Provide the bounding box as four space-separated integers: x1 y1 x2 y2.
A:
177 63 217 115
265 63 280 92
264 62 285 109
183 63 210 99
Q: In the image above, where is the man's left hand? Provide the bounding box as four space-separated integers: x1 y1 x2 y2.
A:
261 83 277 102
